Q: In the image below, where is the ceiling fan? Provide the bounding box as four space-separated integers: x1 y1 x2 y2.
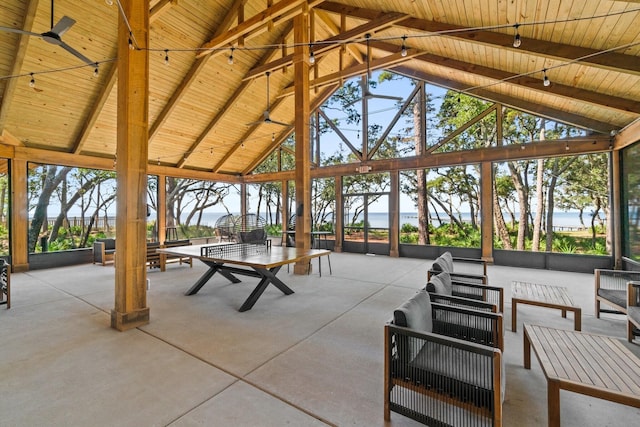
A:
347 33 403 107
246 71 290 127
0 0 94 66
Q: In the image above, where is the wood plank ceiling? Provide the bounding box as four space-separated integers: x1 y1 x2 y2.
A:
0 0 639 177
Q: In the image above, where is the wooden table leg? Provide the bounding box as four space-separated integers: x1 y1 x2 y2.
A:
512 299 518 332
524 326 531 369
548 380 561 427
574 308 582 331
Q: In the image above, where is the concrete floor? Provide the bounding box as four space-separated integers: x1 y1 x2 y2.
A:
1 252 639 426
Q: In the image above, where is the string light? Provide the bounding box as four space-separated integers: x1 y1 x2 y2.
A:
105 0 113 5
308 43 315 64
29 73 35 88
542 69 551 87
401 35 408 57
228 47 234 65
272 133 275 142
164 49 169 65
93 63 99 77
128 32 134 50
513 24 522 48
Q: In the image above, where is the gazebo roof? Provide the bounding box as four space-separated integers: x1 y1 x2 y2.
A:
1 0 639 176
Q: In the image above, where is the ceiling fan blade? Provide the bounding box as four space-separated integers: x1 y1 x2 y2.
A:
51 15 75 37
369 94 403 102
265 119 291 127
59 40 94 66
0 26 41 37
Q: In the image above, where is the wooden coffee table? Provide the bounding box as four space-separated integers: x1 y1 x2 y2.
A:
524 324 640 427
511 281 581 332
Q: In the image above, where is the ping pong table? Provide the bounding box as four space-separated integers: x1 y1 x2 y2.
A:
156 241 330 312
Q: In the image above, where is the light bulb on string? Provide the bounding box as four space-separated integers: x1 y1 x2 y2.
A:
105 0 114 5
93 63 99 77
128 32 135 50
164 50 169 65
543 69 551 87
272 133 275 142
513 24 522 48
29 73 35 88
400 35 408 57
228 47 234 65
308 43 315 64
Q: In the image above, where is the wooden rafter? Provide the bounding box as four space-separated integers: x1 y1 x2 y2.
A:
369 40 640 115
279 49 418 96
0 0 40 133
392 65 616 134
314 9 364 64
148 0 247 143
197 0 325 58
243 11 407 81
73 0 178 154
177 24 293 168
317 1 640 76
241 84 339 175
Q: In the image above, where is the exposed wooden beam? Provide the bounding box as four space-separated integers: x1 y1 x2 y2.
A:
72 63 118 154
0 130 23 146
243 11 407 81
369 40 640 115
318 1 640 76
279 49 418 96
241 83 339 174
72 0 178 153
177 25 292 168
148 0 246 142
0 0 40 132
314 9 363 64
243 136 612 183
391 65 615 134
614 118 640 149
197 0 325 58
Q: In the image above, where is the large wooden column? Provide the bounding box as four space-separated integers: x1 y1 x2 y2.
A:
111 0 150 331
293 13 312 274
480 162 494 263
281 180 289 246
10 159 28 272
611 149 622 268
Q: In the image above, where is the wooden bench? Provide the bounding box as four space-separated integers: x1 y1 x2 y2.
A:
146 242 161 270
523 324 640 427
511 281 581 332
160 239 192 271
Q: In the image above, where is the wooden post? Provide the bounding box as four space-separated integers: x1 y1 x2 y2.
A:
281 179 289 246
10 159 28 272
157 174 166 243
611 149 622 268
334 175 343 252
111 0 150 331
481 161 494 263
293 13 311 274
389 170 399 257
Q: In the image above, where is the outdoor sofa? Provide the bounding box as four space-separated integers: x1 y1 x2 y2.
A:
93 238 116 266
594 268 640 318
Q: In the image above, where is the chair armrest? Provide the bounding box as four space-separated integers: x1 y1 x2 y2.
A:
428 268 488 284
431 302 504 351
448 280 505 313
428 292 498 313
629 281 640 308
452 256 488 275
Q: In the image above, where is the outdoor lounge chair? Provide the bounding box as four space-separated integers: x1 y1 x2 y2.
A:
384 290 504 426
427 251 488 285
93 238 116 266
594 268 640 317
0 259 9 309
426 271 504 312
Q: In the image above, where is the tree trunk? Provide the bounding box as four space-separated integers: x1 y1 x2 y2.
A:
28 166 71 252
532 125 546 251
413 101 429 244
493 178 512 249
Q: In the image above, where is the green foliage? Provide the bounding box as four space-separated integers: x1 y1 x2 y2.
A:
401 223 418 233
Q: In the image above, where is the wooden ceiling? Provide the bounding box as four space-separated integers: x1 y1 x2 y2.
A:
0 0 639 177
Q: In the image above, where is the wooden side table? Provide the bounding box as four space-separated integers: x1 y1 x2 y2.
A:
511 281 581 332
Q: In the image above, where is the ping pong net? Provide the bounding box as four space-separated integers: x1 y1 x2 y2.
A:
200 240 272 259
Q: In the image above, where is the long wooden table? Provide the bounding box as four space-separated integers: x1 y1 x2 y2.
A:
157 242 330 312
523 324 640 427
512 281 581 332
